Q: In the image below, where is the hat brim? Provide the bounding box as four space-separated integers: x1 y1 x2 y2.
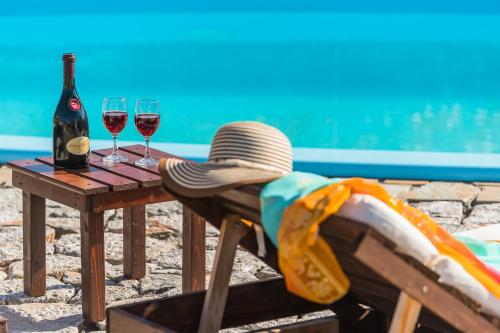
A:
158 157 283 198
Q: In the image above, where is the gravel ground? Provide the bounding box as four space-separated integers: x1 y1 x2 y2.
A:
0 166 496 332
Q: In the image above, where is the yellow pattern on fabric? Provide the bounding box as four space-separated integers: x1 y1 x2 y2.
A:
278 184 351 304
277 178 500 304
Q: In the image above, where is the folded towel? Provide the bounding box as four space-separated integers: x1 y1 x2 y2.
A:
455 236 500 271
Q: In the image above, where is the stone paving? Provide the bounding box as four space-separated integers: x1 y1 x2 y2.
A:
0 166 498 332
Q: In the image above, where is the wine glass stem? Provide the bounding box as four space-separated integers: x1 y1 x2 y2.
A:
145 138 150 159
113 136 118 154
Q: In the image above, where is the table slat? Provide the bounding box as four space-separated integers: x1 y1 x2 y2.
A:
121 144 183 161
91 149 163 185
88 154 161 187
93 148 153 171
117 145 186 177
7 160 108 194
36 156 139 191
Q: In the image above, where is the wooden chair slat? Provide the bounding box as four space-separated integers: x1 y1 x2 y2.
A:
36 156 138 191
199 215 250 333
388 292 422 333
220 201 261 223
355 234 498 332
110 277 330 333
7 159 108 194
107 277 386 333
248 316 339 333
108 309 175 333
337 277 458 333
218 189 261 211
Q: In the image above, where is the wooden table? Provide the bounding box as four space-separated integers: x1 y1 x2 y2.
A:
7 145 206 324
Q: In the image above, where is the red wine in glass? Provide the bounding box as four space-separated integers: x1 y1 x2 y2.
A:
103 111 128 136
135 113 160 138
134 99 160 167
102 97 128 163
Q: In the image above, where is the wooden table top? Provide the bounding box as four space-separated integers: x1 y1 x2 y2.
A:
7 144 178 196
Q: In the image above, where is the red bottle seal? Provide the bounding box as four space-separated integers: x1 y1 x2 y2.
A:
68 98 81 111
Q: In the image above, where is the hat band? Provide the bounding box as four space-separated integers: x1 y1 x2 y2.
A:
207 158 288 174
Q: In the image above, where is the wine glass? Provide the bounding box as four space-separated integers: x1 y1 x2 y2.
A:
102 97 128 163
134 98 160 167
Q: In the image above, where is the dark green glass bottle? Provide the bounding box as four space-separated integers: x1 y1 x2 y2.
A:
53 53 90 169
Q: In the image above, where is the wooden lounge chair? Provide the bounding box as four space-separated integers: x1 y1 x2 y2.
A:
108 149 500 333
177 189 500 332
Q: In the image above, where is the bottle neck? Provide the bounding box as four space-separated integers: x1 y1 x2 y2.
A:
63 60 75 89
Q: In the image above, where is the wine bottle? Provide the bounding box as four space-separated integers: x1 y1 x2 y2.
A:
53 53 90 168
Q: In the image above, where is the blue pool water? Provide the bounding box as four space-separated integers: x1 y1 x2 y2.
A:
1 4 500 153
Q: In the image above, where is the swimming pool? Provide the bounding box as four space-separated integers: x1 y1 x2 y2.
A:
1 3 500 180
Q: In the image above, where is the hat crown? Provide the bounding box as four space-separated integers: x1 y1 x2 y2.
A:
208 121 292 174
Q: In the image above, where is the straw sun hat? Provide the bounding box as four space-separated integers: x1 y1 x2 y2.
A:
158 121 292 197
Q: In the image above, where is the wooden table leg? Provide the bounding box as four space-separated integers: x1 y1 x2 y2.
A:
0 315 7 333
123 206 146 280
182 205 206 292
80 211 106 323
23 191 46 296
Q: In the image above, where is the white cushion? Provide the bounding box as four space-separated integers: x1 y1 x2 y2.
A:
335 194 500 318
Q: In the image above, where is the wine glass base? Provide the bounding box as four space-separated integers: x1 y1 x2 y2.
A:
102 152 128 163
134 157 159 167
